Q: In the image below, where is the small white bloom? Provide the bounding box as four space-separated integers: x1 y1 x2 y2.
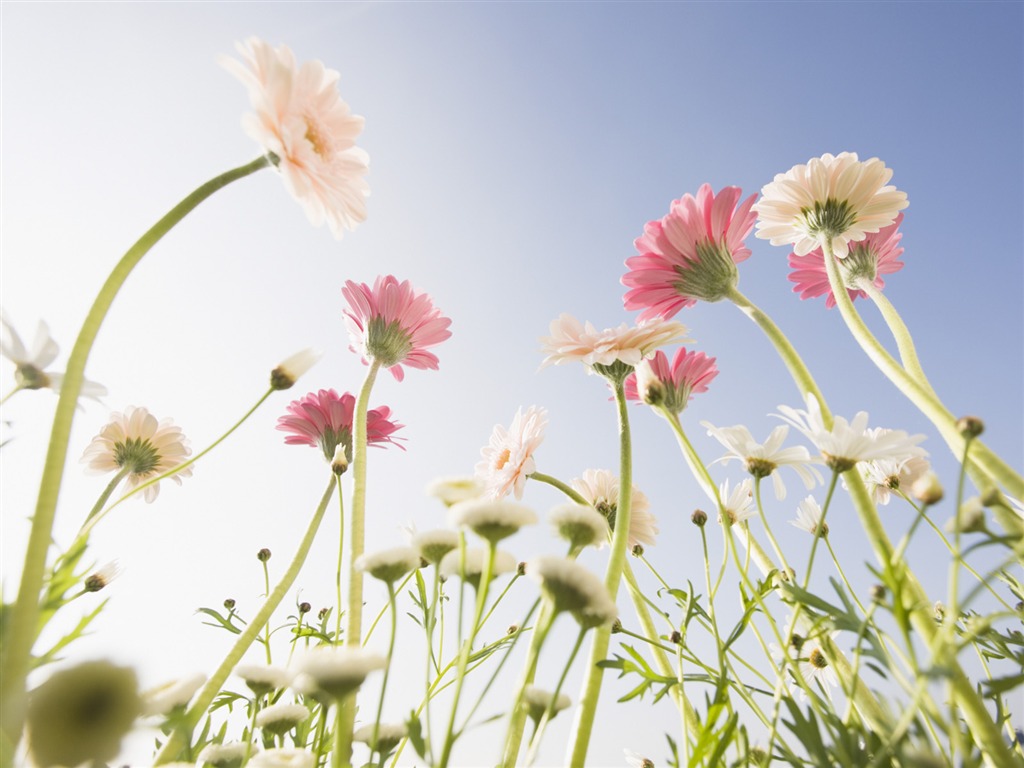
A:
439 547 517 586
353 722 408 752
701 421 822 500
859 447 930 505
624 749 655 768
141 673 205 716
425 476 485 506
412 529 460 565
355 546 421 584
255 702 310 735
522 685 571 722
234 663 292 695
83 560 122 593
291 647 385 700
448 498 537 544
946 496 988 534
528 555 617 629
789 496 828 537
198 742 255 767
718 478 756 525
271 348 323 390
798 633 840 697
1 313 107 402
549 503 609 550
248 748 316 768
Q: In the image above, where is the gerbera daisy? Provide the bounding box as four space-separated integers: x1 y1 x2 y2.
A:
80 406 192 503
755 152 908 259
570 469 659 549
626 347 718 413
342 275 452 382
788 214 905 308
622 184 757 319
701 421 821 500
475 405 548 500
276 388 404 463
222 38 369 239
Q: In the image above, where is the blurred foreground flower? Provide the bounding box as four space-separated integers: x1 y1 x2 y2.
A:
571 468 658 549
626 347 718 413
476 405 548 499
81 406 193 502
1 314 107 402
755 152 907 258
622 184 757 318
342 275 452 381
223 37 369 239
528 555 617 629
277 388 404 463
291 647 385 701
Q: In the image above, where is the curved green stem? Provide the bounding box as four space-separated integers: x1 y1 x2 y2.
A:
153 474 336 764
369 582 399 761
856 280 937 398
529 471 589 505
80 466 131 529
0 385 24 407
1 155 271 754
501 602 556 768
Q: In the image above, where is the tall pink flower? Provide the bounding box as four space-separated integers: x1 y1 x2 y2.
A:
475 406 548 500
277 389 404 463
625 347 718 413
342 276 452 382
788 214 905 308
622 184 757 320
223 38 369 239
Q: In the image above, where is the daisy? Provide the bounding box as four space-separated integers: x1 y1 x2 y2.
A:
276 388 404 463
859 442 931 505
626 347 718 413
798 633 840 696
448 498 538 544
248 749 316 768
789 496 828 537
270 348 322 391
222 38 369 239
353 722 408 754
439 547 518 589
255 703 310 735
776 393 926 473
548 503 610 551
355 546 422 584
475 405 548 500
622 184 758 319
425 476 485 507
198 742 256 767
570 469 659 549
342 275 452 382
1 314 106 402
624 748 656 768
81 406 193 503
141 673 205 716
701 422 821 500
83 561 122 593
522 685 572 723
411 529 460 565
755 152 908 259
528 555 617 629
788 214 905 308
718 478 756 525
290 647 385 701
234 664 292 696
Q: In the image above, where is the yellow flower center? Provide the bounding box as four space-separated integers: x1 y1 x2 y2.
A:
304 116 331 158
493 448 511 470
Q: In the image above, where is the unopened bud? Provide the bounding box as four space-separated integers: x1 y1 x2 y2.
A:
507 624 519 635
298 602 311 615
635 361 665 407
331 444 349 475
1015 601 1024 614
270 348 323 390
789 633 804 652
257 548 272 562
670 630 682 645
611 619 623 634
980 486 1003 507
83 562 121 593
631 544 645 558
318 607 329 620
691 509 708 527
224 598 236 611
956 416 984 439
869 584 886 603
911 472 944 506
517 561 527 576
947 497 987 534
934 601 946 622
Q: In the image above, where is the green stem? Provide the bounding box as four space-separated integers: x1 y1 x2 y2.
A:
501 602 556 768
80 466 132 529
0 385 24 406
529 472 589 505
153 474 336 764
857 280 937 398
525 627 587 765
335 474 346 646
1 154 271 755
369 582 399 761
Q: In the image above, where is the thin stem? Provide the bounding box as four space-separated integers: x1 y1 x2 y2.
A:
335 474 346 645
529 472 589 505
261 560 274 666
525 627 587 765
0 385 24 406
2 154 272 752
80 466 132 529
369 582 400 761
501 602 556 768
857 280 937 398
363 571 415 646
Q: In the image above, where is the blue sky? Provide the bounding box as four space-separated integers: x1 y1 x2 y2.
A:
2 3 1021 765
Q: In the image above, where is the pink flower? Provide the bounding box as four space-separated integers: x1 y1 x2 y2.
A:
475 406 548 500
622 184 757 320
540 314 690 373
342 276 452 382
223 38 369 239
277 389 404 463
788 214 905 308
625 347 718 413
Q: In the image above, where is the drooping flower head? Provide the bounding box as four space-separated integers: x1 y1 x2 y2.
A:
701 421 822 500
540 313 690 383
570 469 658 549
788 214 905 308
81 406 193 503
626 347 718 414
342 276 452 382
475 405 548 500
291 647 386 701
2 313 107 402
755 152 908 259
527 555 618 629
277 389 404 463
623 184 758 319
222 38 369 239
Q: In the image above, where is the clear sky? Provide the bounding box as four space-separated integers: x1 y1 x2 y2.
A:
2 2 1021 766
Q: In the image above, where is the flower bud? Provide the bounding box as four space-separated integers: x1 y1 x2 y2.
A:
270 348 323 390
631 544 645 558
318 607 329 621
507 624 519 635
869 584 886 603
634 360 665 406
934 601 945 622
517 561 527 576
956 415 984 439
670 630 682 645
611 618 623 634
224 598 236 611
331 443 349 475
691 509 708 527
84 562 121 593
298 602 311 615
257 548 272 562
911 472 944 506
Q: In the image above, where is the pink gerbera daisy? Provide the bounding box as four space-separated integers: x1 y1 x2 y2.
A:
223 38 370 239
342 276 452 382
625 347 718 413
622 184 757 320
788 214 905 308
277 389 404 463
475 405 548 500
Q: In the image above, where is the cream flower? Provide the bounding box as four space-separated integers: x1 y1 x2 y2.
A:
223 38 369 239
425 476 485 507
81 406 193 502
625 750 656 768
234 663 292 696
858 441 931 505
701 422 822 500
789 496 828 537
141 673 205 716
448 498 538 544
718 478 756 525
290 647 385 701
249 748 315 768
255 703 310 735
548 503 610 551
411 529 460 565
475 405 548 500
571 469 658 549
755 152 908 258
522 685 571 723
540 313 690 373
799 633 840 696
528 555 617 629
355 546 422 584
1 313 107 402
198 742 255 767
270 348 322 391
353 722 408 753
439 547 517 588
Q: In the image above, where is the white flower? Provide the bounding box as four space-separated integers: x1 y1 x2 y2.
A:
718 478 756 525
799 633 840 696
475 405 548 500
540 313 690 371
141 673 205 716
624 749 655 768
1 313 107 402
290 647 385 700
439 547 518 587
789 496 828 537
776 394 926 472
249 748 315 768
448 498 538 544
570 469 659 549
549 503 609 551
83 561 122 593
425 476 485 507
858 442 930 505
411 529 460 565
255 703 310 735
198 742 255 766
353 722 408 752
271 348 322 391
234 663 292 695
528 555 617 629
754 152 908 259
522 685 571 722
701 421 822 500
355 546 421 584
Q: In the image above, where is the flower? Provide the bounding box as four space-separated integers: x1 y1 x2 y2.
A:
776 394 927 473
475 406 548 500
788 213 905 309
789 496 828 537
353 723 408 753
623 184 758 319
701 422 821 500
626 348 718 413
412 529 460 565
80 406 192 503
222 38 369 239
276 389 404 463
425 476 485 507
439 547 517 588
355 546 421 584
859 446 930 505
540 314 691 378
570 469 659 549
1 314 107 402
141 673 205 716
528 555 617 629
270 348 323 390
522 685 571 723
291 647 385 701
624 750 656 768
255 703 310 736
754 152 908 259
234 664 292 696
248 748 316 768
84 561 122 593
198 742 255 767
342 275 452 381
718 478 756 525
548 503 609 551
448 498 538 544
798 633 840 695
